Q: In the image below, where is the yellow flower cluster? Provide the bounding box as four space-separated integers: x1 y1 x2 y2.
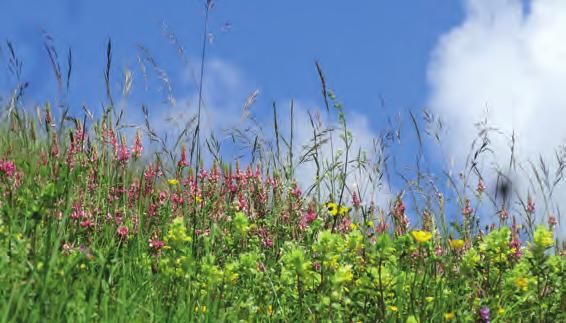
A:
533 225 554 248
449 239 465 250
325 202 350 217
515 277 528 290
411 230 432 243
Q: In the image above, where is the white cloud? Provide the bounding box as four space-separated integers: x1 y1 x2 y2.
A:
155 58 252 139
428 0 566 238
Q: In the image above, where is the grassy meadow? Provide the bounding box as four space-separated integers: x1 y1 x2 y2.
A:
0 19 565 323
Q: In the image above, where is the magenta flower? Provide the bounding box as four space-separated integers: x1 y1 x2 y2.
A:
291 185 302 198
462 199 474 217
117 145 130 164
79 220 93 228
305 209 317 224
117 226 129 240
0 160 16 178
548 214 557 228
479 307 490 322
499 208 509 221
177 145 189 168
262 238 273 248
352 191 361 208
148 238 164 252
131 131 143 159
312 262 321 271
477 179 486 194
526 196 535 213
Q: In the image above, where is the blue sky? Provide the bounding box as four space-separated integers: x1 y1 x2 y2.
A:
0 0 463 122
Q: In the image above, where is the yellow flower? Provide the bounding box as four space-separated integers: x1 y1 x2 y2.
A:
497 308 505 315
388 305 398 312
515 277 528 289
449 239 465 250
167 179 179 185
411 230 433 243
195 196 202 204
229 273 239 284
334 265 353 284
533 225 554 248
444 312 455 320
267 305 273 315
325 202 339 216
339 206 351 216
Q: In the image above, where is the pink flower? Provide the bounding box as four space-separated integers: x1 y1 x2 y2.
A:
117 226 129 239
312 262 321 271
148 238 164 252
195 229 210 236
499 208 509 221
131 131 143 159
462 199 474 217
352 191 361 208
0 160 16 178
50 135 60 158
178 145 189 168
477 180 486 194
394 198 405 217
526 196 535 213
376 217 389 235
236 194 248 212
262 238 273 248
548 214 558 228
291 185 302 198
62 243 74 255
305 209 317 224
79 220 93 228
117 138 130 164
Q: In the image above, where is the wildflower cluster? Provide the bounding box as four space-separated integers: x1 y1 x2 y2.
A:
0 109 564 322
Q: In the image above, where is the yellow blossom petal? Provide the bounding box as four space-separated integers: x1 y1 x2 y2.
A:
449 239 465 250
515 277 528 289
325 202 339 216
444 312 455 320
411 230 433 243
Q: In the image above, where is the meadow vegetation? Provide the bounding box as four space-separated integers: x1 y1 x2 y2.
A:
0 10 565 322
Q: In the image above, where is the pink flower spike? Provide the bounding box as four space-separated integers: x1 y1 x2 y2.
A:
149 238 164 252
117 226 129 240
526 196 535 213
131 131 143 159
117 138 130 164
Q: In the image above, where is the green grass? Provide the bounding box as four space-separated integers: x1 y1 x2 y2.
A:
0 100 564 322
